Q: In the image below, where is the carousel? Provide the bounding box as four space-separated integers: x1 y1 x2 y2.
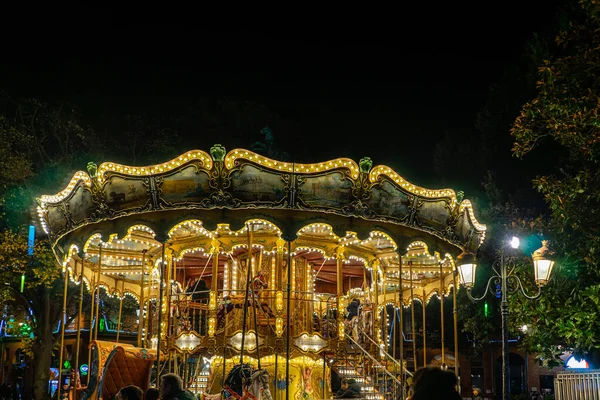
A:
37 145 486 400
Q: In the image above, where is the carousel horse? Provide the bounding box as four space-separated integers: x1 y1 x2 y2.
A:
359 307 373 344
220 364 272 400
223 363 254 399
248 369 273 400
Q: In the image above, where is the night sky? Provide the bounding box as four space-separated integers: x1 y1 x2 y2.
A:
0 2 565 200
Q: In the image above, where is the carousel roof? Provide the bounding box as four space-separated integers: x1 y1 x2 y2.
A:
37 146 486 301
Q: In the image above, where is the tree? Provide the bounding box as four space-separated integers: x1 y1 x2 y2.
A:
510 0 600 368
0 230 80 399
0 95 101 230
0 96 101 399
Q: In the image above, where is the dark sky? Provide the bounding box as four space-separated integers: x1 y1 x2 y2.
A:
0 3 565 195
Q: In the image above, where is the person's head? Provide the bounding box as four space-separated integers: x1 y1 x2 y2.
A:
116 385 143 400
347 378 357 386
160 373 184 398
340 378 348 390
144 387 160 400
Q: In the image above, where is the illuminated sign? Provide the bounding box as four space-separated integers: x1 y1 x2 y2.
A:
80 364 89 376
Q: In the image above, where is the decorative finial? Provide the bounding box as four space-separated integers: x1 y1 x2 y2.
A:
456 191 464 203
87 162 98 178
210 144 226 162
359 157 373 174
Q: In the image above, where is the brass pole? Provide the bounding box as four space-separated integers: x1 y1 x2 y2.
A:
276 238 284 291
58 266 69 395
87 273 95 379
453 268 459 377
208 238 220 341
285 240 292 400
94 244 103 341
138 250 147 347
155 242 166 384
73 256 85 399
257 247 263 279
336 247 344 345
393 282 397 384
372 261 379 348
116 278 124 343
422 288 427 367
166 253 173 340
398 255 405 400
409 262 417 369
239 224 253 364
383 264 388 352
440 262 445 366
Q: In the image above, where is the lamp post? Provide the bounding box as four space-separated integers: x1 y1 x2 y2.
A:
456 239 555 400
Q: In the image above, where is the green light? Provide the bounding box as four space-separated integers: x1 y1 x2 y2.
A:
63 360 71 369
20 274 25 293
484 301 489 317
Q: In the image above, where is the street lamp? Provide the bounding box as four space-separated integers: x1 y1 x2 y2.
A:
457 238 556 400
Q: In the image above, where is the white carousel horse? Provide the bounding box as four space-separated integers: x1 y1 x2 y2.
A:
248 369 273 400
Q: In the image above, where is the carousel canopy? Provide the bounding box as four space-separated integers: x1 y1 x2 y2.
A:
36 146 486 302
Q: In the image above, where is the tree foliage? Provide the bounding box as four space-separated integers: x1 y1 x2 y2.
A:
510 0 600 368
0 95 101 399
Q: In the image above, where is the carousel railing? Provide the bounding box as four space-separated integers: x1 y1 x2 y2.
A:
346 334 403 399
354 319 412 378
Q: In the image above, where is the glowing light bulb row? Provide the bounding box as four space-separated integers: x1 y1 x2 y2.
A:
225 150 360 179
459 200 486 232
97 151 211 179
101 270 145 275
369 166 456 201
39 171 91 205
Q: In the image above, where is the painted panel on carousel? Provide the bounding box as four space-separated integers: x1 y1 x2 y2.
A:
161 166 210 205
102 177 148 212
45 204 67 233
230 164 287 205
65 185 95 224
368 179 410 220
454 212 472 246
298 172 353 209
416 199 451 231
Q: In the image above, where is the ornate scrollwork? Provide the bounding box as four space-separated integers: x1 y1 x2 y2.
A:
59 203 76 230
143 176 168 210
407 196 423 226
340 158 375 217
443 202 461 240
89 201 115 222
506 275 520 294
200 191 242 209
208 156 232 193
341 200 376 219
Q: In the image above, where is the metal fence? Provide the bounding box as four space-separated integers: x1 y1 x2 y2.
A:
555 369 600 400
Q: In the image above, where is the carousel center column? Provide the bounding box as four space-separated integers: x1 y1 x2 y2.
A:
207 238 220 353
